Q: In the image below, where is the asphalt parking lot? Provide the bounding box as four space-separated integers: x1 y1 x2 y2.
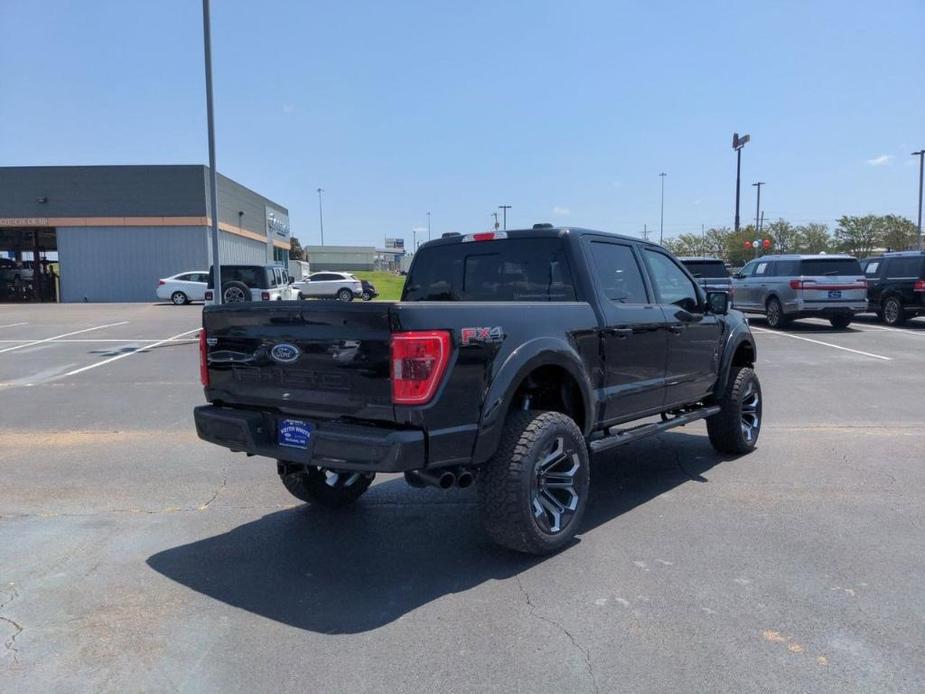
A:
1 304 924 693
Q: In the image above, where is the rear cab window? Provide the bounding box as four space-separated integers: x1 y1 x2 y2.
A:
403 238 576 301
682 260 729 279
588 241 649 303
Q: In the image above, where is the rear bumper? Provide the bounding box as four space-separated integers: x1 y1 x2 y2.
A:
784 300 866 316
194 405 426 472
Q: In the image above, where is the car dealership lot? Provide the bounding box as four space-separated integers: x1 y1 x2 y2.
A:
1 305 923 693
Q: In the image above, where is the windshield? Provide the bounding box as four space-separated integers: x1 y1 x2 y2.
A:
682 260 729 278
403 238 576 301
799 258 863 276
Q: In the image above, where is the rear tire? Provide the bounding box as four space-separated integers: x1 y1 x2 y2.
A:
881 296 906 326
829 314 852 329
279 465 374 509
707 366 762 454
222 281 251 304
337 288 353 302
478 411 589 555
170 291 189 305
765 297 789 329
362 291 373 301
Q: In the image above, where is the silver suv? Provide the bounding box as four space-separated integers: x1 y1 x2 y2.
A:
731 254 866 329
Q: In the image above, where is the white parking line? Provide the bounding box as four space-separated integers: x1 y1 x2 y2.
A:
750 326 892 361
0 322 130 354
0 322 29 328
0 338 184 343
59 328 201 378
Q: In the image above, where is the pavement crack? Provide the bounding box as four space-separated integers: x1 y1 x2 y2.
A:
198 464 228 511
1 585 23 663
515 576 599 694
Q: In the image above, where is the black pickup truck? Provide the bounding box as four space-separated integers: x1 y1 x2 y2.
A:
195 226 761 554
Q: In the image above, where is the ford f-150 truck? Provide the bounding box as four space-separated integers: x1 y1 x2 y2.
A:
195 226 761 554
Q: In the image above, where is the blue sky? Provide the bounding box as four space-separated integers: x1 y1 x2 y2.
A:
1 0 923 247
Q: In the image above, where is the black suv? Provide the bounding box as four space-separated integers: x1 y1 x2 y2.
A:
860 251 925 325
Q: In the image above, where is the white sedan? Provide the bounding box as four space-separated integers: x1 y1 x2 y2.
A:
293 272 363 301
156 271 209 305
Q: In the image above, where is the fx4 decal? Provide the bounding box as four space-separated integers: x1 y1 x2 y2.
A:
461 326 504 346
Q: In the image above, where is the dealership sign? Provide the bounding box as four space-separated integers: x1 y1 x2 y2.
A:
385 237 405 251
265 207 290 243
0 218 49 226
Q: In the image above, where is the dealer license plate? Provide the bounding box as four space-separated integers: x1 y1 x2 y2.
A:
828 290 841 299
278 419 313 449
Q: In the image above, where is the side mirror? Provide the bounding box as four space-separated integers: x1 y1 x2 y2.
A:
288 275 295 283
732 273 745 280
707 291 729 315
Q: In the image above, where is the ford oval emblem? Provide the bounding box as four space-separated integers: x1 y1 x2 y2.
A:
270 343 301 364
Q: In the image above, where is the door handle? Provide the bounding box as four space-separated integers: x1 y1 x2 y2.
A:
668 324 684 335
609 328 633 338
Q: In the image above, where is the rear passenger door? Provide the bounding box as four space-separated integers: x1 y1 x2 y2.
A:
585 239 669 422
642 249 723 407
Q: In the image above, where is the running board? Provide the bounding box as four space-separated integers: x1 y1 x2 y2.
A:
589 405 721 454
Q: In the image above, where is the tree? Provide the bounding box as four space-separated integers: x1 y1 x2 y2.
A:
289 236 306 260
763 219 800 254
879 214 917 252
725 224 759 267
834 215 881 258
703 227 731 259
796 223 831 254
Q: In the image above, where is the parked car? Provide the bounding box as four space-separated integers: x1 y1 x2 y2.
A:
292 271 362 302
156 271 208 305
205 264 297 304
360 279 378 301
195 226 760 554
731 254 866 329
0 259 35 284
678 257 733 296
860 251 925 325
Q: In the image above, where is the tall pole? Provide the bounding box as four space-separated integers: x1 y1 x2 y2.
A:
752 181 765 234
492 212 499 230
316 187 325 246
659 173 666 244
426 211 431 241
914 150 924 251
734 148 742 232
202 0 222 304
499 205 511 230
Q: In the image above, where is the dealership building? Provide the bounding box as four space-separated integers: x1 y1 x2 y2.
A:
0 165 289 302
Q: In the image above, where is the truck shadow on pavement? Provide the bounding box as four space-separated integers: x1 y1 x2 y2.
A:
147 431 731 634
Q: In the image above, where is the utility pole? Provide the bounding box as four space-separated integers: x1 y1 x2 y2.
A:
913 150 924 251
752 181 765 234
732 132 751 232
316 188 325 246
412 227 417 251
642 223 649 241
659 173 666 244
426 211 431 241
202 0 222 303
498 205 511 230
701 223 705 256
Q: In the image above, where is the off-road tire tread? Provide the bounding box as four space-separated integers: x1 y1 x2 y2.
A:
279 467 373 509
707 366 760 454
478 410 588 555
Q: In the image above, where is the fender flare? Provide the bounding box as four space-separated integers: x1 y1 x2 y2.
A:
471 337 597 464
712 325 757 398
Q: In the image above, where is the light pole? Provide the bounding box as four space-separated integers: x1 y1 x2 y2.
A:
316 187 325 246
426 211 431 241
412 227 417 251
659 173 666 244
492 212 499 230
498 205 511 230
202 0 222 303
913 150 924 251
732 132 750 232
752 181 765 233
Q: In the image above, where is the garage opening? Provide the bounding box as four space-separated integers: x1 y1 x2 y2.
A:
0 226 59 302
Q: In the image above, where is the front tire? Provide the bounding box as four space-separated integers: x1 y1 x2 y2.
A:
337 288 354 302
707 366 762 454
765 297 789 329
279 465 374 509
362 291 373 301
170 291 189 305
829 314 852 329
881 296 906 326
478 411 589 555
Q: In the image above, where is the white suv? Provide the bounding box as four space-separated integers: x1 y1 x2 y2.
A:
205 265 298 304
293 272 363 302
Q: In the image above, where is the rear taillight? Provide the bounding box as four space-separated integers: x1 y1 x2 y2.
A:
789 279 803 289
391 331 451 405
914 279 925 292
158 279 166 286
261 291 270 301
199 330 209 386
205 290 213 301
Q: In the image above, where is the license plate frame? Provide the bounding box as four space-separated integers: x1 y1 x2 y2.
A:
828 289 842 299
277 418 314 449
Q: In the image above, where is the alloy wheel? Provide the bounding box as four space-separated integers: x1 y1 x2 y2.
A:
321 469 368 488
531 436 581 534
884 299 900 325
223 286 247 303
740 382 761 444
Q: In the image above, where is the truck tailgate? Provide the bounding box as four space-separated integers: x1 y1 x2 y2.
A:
202 302 395 422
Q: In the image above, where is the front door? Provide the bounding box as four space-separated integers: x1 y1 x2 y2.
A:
642 249 723 407
585 239 669 423
733 259 759 309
